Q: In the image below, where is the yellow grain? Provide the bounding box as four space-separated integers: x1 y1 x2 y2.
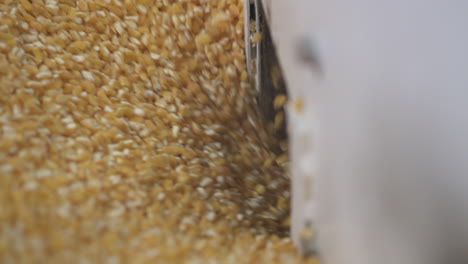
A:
274 94 288 110
293 98 304 113
251 32 263 43
0 0 304 263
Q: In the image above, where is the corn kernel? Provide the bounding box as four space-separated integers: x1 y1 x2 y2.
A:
195 32 212 49
273 94 288 110
293 98 304 113
251 32 263 43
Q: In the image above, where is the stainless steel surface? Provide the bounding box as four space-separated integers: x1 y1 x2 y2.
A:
244 0 287 137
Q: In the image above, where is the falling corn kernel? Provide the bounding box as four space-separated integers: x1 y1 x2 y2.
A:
274 112 285 131
274 94 288 110
251 32 263 43
271 64 282 90
276 153 289 165
250 20 256 32
293 98 305 113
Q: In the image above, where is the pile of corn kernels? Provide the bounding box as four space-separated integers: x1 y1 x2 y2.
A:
0 0 315 263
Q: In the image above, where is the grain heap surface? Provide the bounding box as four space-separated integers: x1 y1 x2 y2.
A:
0 0 314 263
